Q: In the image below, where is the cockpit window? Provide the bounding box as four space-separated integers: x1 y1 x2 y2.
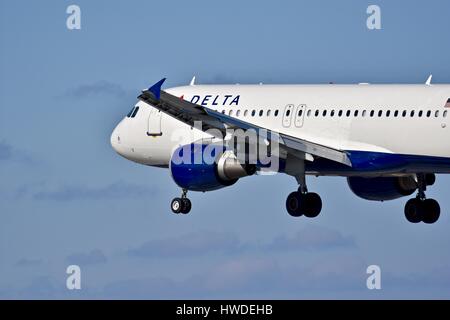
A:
127 107 135 118
131 106 140 118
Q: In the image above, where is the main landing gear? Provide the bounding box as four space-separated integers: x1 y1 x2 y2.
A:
286 174 322 218
171 189 192 214
404 174 440 224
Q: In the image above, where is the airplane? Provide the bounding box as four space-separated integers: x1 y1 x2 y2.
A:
110 76 450 224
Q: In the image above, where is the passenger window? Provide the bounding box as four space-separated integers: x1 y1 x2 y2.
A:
323 110 327 117
386 110 390 117
394 110 399 117
370 110 375 117
236 110 241 117
402 110 407 117
427 110 431 117
331 110 335 117
286 109 291 117
221 110 225 114
131 106 140 118
259 110 263 117
362 110 366 117
307 110 312 117
345 110 350 117
251 110 256 116
315 110 319 117
435 110 439 117
354 110 358 117
378 110 383 117
274 110 279 117
338 110 343 117
444 110 448 118
418 110 423 117
298 110 303 117
267 110 271 117
244 110 248 117
410 110 415 117
229 110 233 116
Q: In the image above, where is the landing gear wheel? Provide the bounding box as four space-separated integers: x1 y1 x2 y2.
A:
286 192 303 217
171 198 183 214
181 198 192 214
422 199 440 224
404 198 423 223
286 192 322 218
303 192 322 218
287 168 322 219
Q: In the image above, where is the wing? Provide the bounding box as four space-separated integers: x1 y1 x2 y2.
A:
138 78 352 167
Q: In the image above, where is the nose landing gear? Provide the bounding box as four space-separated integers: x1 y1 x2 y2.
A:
171 189 192 214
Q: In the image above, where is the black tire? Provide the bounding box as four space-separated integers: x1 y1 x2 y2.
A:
303 192 322 218
425 173 436 186
181 198 192 214
171 198 183 214
422 198 440 224
404 198 423 223
286 192 303 217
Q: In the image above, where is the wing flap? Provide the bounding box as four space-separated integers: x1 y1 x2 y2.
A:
207 109 351 166
280 134 352 166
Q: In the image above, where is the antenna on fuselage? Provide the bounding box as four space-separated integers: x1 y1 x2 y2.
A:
426 74 433 86
190 76 196 86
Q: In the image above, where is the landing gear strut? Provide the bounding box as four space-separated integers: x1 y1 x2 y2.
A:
171 189 192 214
404 174 440 224
286 172 322 218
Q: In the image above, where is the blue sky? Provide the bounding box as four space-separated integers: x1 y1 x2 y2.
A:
1 0 450 299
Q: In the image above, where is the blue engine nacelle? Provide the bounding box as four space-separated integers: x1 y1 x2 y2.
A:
347 176 417 201
170 144 256 192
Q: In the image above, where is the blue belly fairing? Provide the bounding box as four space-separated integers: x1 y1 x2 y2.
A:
276 151 450 175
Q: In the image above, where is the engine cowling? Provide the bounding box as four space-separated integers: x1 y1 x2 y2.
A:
170 144 256 192
347 176 417 201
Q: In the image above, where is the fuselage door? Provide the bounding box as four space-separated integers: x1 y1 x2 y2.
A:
147 107 162 136
294 104 306 127
282 104 294 127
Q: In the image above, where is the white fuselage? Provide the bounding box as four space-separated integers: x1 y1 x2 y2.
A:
111 84 450 175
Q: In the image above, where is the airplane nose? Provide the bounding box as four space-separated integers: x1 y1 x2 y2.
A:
110 126 121 153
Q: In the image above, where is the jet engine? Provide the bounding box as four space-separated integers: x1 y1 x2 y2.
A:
347 176 417 201
170 144 256 192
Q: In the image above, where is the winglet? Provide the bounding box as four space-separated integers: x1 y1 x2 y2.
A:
190 76 196 86
426 74 433 86
149 78 166 100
